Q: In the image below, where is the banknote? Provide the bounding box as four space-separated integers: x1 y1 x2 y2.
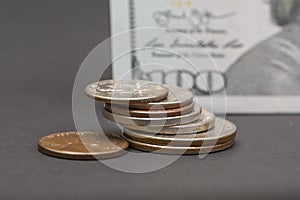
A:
109 0 300 113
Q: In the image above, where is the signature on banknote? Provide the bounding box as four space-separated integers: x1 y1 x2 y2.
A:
153 9 235 30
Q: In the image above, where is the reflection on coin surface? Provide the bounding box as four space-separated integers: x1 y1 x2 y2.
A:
123 109 215 134
123 136 234 155
123 118 236 147
129 85 193 109
38 132 128 160
105 102 194 118
85 80 168 104
103 104 202 126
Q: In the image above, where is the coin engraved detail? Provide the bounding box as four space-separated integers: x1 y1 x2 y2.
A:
85 80 168 103
129 85 193 109
38 132 128 159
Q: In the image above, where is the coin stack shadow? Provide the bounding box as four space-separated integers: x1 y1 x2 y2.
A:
87 80 237 155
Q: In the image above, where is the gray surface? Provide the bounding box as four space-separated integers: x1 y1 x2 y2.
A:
0 1 300 199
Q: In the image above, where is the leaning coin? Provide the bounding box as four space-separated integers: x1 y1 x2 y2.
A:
124 118 236 147
38 132 128 160
105 102 194 118
129 85 193 109
123 135 234 155
123 108 215 134
85 79 168 104
103 104 202 126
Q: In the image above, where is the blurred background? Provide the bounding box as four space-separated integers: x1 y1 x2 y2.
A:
1 1 300 199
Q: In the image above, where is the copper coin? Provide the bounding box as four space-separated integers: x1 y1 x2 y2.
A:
123 136 234 155
103 104 202 126
123 118 236 147
129 85 193 109
105 102 194 118
123 108 215 134
85 80 168 104
38 132 128 160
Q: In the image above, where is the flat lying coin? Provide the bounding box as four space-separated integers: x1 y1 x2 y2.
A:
129 85 193 109
85 80 168 104
103 104 202 126
38 132 128 160
123 118 236 147
123 135 234 155
123 108 215 134
105 102 194 118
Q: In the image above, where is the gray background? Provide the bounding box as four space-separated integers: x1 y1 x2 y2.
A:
0 0 299 199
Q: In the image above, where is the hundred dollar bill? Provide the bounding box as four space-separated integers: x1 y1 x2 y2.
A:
109 0 300 113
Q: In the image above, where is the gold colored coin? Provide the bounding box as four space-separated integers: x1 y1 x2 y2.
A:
129 85 193 109
123 136 234 155
38 132 128 160
85 80 168 104
105 102 194 118
123 118 236 147
123 108 215 134
103 104 202 126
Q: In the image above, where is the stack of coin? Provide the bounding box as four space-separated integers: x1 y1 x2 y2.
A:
85 79 237 155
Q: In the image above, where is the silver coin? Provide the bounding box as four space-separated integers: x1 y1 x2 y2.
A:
123 135 234 155
85 79 168 104
105 102 195 117
123 108 215 134
103 104 202 126
123 118 236 147
129 85 193 109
